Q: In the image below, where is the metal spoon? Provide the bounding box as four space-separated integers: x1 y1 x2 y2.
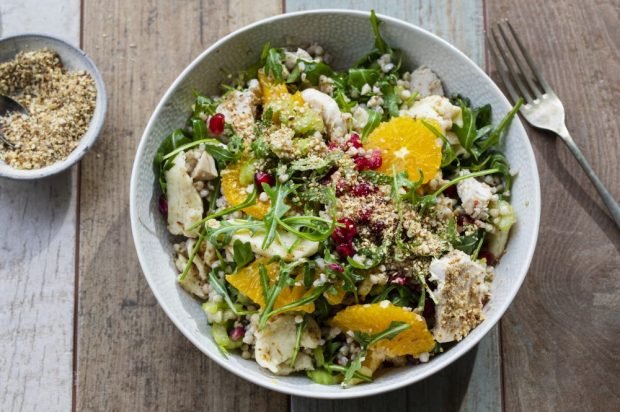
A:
0 95 29 148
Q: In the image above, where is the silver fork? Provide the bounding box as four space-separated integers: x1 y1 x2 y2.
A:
488 19 620 228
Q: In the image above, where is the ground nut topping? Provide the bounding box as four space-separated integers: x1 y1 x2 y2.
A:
0 49 97 169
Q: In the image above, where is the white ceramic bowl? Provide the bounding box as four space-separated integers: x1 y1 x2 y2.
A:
0 34 107 179
130 10 540 399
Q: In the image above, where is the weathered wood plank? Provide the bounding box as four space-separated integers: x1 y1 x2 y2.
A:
76 1 287 411
487 1 620 410
0 1 80 411
285 2 500 411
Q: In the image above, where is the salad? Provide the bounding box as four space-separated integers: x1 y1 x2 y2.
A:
154 11 520 387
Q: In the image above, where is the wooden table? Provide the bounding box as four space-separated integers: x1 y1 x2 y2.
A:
1 0 618 410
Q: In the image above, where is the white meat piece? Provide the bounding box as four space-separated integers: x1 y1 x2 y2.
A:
165 152 203 238
232 229 319 261
254 315 321 375
409 66 444 97
457 173 494 218
284 48 313 70
215 79 261 140
300 88 347 141
401 95 463 133
429 250 488 343
190 151 218 181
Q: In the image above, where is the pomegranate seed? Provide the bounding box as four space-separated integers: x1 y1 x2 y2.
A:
457 214 472 227
208 113 225 135
368 150 383 170
346 133 362 149
478 250 496 266
328 142 340 151
254 171 275 191
443 185 458 199
352 181 376 197
327 263 344 272
357 208 372 223
331 218 357 243
354 155 370 171
390 272 407 285
158 194 168 216
336 242 356 257
229 326 245 341
335 180 350 196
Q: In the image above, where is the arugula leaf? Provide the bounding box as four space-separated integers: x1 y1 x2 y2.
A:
232 240 254 269
370 10 389 54
343 321 410 385
208 270 255 316
380 82 400 118
261 181 296 249
348 68 380 91
361 110 382 139
189 186 258 232
422 119 458 168
290 318 307 367
260 42 284 83
153 129 192 193
193 94 219 117
290 60 335 85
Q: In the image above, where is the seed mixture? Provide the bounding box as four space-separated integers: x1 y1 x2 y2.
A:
154 11 521 387
0 49 97 169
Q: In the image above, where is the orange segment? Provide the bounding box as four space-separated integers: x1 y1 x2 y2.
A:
225 258 315 313
324 282 347 305
365 117 442 184
221 162 270 219
329 302 435 357
258 70 304 106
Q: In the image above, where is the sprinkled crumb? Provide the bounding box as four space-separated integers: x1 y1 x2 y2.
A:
0 49 97 169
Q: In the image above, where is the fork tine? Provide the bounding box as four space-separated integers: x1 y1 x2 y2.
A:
496 20 543 99
486 33 521 104
489 25 533 102
504 20 551 92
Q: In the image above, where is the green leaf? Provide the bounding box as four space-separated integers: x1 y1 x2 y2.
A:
370 10 389 54
208 270 254 316
193 94 219 117
189 186 258 231
361 109 382 139
232 240 253 269
153 129 192 193
191 118 208 140
289 318 306 367
261 43 284 83
348 68 380 90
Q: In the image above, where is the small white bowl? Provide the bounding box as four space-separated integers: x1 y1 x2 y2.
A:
0 33 107 179
130 10 541 399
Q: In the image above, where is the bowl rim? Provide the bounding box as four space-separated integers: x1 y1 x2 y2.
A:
130 8 541 399
0 32 107 180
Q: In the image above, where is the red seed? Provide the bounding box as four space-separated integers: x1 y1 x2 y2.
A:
336 242 356 257
335 180 350 196
354 155 370 171
390 272 407 285
331 218 357 243
328 142 340 151
368 150 383 170
352 181 376 197
478 250 496 266
208 113 225 135
346 133 362 149
254 171 275 191
357 208 372 223
443 185 458 199
327 263 344 272
229 326 245 341
158 194 168 216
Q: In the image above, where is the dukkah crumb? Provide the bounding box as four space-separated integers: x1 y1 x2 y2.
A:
0 49 97 169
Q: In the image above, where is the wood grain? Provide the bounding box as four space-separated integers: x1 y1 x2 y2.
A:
0 2 80 411
76 1 286 411
286 1 501 411
487 1 620 410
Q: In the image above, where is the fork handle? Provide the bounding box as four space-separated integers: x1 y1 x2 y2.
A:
559 131 620 228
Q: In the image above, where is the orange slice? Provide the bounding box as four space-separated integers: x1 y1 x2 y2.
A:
258 70 304 106
221 161 270 219
324 282 347 305
226 258 315 313
365 117 442 184
329 302 435 357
